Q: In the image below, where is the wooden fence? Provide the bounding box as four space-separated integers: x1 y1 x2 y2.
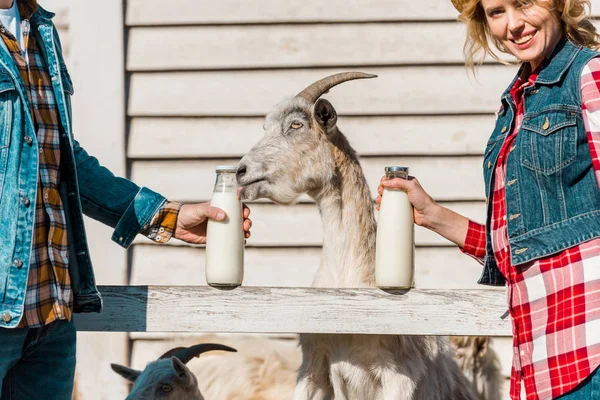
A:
74 286 510 336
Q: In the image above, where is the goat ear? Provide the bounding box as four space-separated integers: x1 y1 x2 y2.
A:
314 98 338 131
172 357 192 380
110 363 142 383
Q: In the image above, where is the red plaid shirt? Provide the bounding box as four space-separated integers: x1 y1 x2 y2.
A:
462 59 600 399
1 1 181 328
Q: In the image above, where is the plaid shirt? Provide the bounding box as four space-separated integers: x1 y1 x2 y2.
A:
1 0 181 328
462 59 600 400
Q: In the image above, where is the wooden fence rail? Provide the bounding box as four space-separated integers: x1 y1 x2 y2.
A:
74 286 511 336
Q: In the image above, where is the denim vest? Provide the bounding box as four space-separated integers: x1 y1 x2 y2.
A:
0 6 166 328
479 39 600 286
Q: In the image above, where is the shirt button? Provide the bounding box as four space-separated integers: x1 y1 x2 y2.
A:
520 350 525 357
43 192 49 201
13 259 23 268
39 148 43 154
501 126 507 133
24 135 32 145
22 196 30 206
1 313 11 323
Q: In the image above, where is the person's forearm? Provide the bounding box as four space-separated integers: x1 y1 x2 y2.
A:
424 204 470 248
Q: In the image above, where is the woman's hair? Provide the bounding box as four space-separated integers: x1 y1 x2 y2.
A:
460 0 600 71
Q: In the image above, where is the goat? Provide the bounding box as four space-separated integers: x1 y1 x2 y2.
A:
111 343 236 400
236 72 502 399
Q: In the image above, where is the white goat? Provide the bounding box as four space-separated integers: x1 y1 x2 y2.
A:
236 72 502 400
111 343 236 400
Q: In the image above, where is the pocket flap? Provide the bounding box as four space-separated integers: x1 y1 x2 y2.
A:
522 109 577 136
0 70 16 94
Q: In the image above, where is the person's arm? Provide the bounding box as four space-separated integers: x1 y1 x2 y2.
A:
580 57 600 189
72 139 165 248
73 140 252 246
376 176 485 263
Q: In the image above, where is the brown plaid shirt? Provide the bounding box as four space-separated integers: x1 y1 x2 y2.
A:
1 0 180 328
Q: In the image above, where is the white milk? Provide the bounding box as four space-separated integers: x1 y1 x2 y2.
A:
376 188 414 289
205 191 244 287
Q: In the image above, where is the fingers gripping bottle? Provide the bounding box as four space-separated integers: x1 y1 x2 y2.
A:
205 165 244 288
375 166 414 289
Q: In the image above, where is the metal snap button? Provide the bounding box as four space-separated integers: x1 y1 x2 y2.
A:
13 259 23 268
24 135 32 144
542 117 550 130
2 313 11 323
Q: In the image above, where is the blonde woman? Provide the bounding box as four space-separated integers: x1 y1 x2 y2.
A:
377 1 600 399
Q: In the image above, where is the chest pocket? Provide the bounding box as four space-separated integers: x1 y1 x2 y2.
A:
520 109 578 175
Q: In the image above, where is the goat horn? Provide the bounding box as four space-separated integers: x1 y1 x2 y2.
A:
159 343 237 364
295 72 377 104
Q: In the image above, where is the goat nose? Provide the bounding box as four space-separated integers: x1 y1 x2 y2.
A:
236 164 247 180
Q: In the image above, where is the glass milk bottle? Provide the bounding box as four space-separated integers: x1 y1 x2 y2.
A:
375 166 414 289
205 166 244 288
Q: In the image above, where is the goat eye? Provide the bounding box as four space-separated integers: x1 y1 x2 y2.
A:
161 384 172 392
290 121 303 129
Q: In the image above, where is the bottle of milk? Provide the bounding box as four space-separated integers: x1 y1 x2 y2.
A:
205 165 244 288
375 166 414 289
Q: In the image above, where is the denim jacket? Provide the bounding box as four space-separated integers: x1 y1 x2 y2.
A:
0 6 166 328
479 39 600 286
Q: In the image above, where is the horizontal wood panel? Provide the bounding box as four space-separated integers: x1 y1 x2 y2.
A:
128 115 494 158
131 245 486 289
130 157 486 203
126 0 460 25
128 66 516 116
127 23 471 70
133 201 485 247
74 286 510 335
126 0 600 25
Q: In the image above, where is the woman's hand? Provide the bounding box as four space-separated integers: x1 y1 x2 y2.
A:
375 175 470 247
174 202 252 245
375 175 439 229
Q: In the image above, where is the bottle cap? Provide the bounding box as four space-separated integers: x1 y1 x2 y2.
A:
384 166 409 174
215 165 238 173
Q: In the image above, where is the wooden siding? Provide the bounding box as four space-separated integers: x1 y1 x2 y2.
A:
126 0 600 24
128 66 516 116
130 158 486 202
130 245 486 289
128 115 494 158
